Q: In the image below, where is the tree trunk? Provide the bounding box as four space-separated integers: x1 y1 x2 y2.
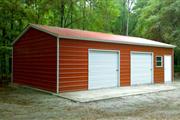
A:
60 0 65 27
70 0 73 28
82 0 86 30
126 0 129 36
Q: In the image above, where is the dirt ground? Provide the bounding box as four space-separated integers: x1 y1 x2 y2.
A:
1 83 180 120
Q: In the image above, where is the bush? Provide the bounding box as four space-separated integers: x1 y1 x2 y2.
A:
174 65 180 72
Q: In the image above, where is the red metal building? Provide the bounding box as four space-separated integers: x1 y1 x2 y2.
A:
12 24 175 93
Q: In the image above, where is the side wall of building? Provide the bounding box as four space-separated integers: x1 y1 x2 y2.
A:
13 28 57 92
59 39 173 92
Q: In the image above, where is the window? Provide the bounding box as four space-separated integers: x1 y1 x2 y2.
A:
156 56 163 67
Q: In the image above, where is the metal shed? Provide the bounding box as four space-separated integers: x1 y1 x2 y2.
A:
12 24 175 93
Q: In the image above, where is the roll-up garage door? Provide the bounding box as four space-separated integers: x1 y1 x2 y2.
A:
131 52 153 85
89 50 119 89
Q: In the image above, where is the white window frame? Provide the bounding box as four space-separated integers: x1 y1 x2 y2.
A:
156 56 163 67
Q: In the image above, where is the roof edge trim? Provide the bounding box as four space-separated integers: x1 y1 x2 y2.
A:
12 24 59 45
58 35 176 48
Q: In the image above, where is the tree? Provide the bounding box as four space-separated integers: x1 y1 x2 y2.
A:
112 0 136 36
133 0 180 46
1 0 180 82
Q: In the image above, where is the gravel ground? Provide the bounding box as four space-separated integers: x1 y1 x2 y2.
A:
1 83 180 120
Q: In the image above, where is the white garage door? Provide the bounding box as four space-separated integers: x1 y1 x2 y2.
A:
131 52 153 85
89 50 119 89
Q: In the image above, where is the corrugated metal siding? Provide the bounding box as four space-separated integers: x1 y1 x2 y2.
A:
13 28 57 92
59 39 173 92
153 48 173 83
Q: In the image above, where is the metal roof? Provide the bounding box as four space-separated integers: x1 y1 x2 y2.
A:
12 24 175 48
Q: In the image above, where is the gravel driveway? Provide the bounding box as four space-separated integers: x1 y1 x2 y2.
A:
1 82 180 120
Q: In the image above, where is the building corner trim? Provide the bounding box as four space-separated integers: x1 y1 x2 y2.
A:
56 37 60 93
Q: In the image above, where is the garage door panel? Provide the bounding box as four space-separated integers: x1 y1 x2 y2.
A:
90 75 117 79
90 71 116 76
90 79 117 83
89 50 119 89
90 65 117 69
90 61 117 65
89 80 117 89
132 59 152 62
132 74 151 78
131 52 153 85
90 52 117 58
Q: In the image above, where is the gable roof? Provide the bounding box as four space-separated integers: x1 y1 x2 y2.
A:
12 24 175 48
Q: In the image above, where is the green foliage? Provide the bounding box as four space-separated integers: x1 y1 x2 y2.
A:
133 0 180 46
174 65 180 72
1 0 180 81
0 46 12 55
113 0 136 35
133 0 161 39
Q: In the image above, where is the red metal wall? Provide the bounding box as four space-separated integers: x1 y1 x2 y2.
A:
59 39 173 92
13 28 174 93
13 28 57 92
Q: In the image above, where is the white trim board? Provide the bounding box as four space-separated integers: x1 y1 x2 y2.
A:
56 37 60 93
156 56 163 68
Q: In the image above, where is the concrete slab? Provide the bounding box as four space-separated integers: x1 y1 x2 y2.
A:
59 84 177 102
